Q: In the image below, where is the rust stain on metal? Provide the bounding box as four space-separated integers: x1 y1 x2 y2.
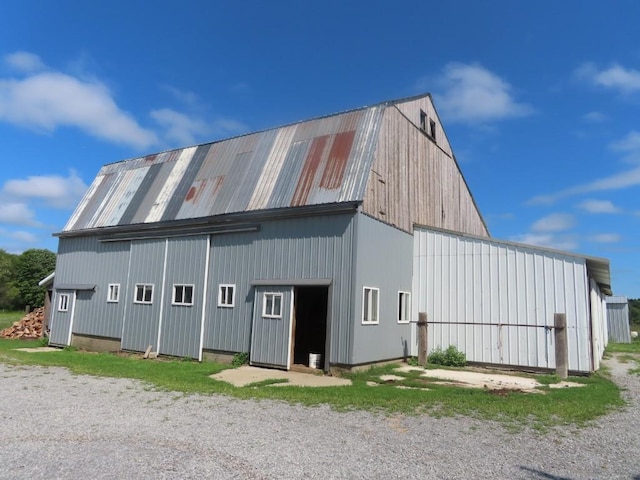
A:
144 154 158 163
212 175 224 194
291 135 329 206
185 185 199 202
320 130 355 190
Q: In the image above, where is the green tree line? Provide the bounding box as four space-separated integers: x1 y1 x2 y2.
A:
0 248 56 311
630 298 640 324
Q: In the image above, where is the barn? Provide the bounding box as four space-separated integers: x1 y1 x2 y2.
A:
48 93 612 373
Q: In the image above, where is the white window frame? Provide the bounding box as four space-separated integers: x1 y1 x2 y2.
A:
398 291 411 324
262 292 283 319
218 284 235 308
362 286 379 325
172 284 194 306
134 284 154 304
107 283 120 303
58 293 70 312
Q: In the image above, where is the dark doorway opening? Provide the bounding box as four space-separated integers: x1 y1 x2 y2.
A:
292 286 328 369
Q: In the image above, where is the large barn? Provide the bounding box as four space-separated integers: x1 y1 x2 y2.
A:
48 93 611 373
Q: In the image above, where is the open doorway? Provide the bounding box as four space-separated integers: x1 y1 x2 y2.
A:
292 286 328 369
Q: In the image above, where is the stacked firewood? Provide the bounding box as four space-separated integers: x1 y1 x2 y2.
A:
0 307 45 339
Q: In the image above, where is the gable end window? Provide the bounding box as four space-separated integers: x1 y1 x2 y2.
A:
420 110 427 131
262 292 283 318
134 284 154 304
172 284 194 306
107 283 120 303
218 284 235 307
58 293 70 312
429 119 437 141
398 291 411 324
362 286 379 325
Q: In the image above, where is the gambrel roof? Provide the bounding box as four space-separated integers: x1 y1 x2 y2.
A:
60 93 488 237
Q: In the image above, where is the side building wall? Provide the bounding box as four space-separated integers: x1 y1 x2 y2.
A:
412 227 598 373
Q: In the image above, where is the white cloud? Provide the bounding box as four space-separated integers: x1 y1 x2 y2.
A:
0 202 40 226
162 85 199 106
531 213 575 232
611 130 640 164
511 233 578 252
2 171 88 209
151 108 247 146
528 166 640 205
576 62 640 94
434 63 533 123
0 51 157 148
588 233 621 243
5 51 46 72
581 111 608 123
577 199 620 214
9 230 38 243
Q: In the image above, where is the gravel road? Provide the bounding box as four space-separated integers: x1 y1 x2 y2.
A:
0 356 638 480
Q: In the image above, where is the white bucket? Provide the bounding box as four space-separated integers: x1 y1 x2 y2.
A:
308 353 322 369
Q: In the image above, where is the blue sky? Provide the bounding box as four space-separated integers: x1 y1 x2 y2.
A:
0 1 639 297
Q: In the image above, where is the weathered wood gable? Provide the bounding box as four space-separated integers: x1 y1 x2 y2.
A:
362 96 489 237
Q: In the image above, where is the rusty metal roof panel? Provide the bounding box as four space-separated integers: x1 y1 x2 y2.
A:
63 103 388 232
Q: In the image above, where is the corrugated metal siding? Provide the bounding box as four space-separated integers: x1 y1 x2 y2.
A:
250 286 293 368
64 108 384 232
204 213 356 365
55 237 131 340
158 235 208 358
363 102 488 236
606 296 631 343
121 239 166 352
413 228 596 372
351 214 413 364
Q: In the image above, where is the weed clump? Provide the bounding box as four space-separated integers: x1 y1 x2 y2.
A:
427 345 466 367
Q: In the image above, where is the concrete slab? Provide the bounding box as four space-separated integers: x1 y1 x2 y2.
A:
14 347 60 353
211 365 352 388
395 365 541 391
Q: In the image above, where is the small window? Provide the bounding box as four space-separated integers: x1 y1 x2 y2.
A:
107 283 120 303
398 291 411 324
263 292 283 318
218 284 235 307
429 119 437 140
58 293 70 312
362 286 379 324
172 284 194 306
420 110 427 131
134 284 154 304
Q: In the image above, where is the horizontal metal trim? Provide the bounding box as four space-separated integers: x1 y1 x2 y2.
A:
423 321 557 328
56 284 96 291
99 224 259 243
251 279 332 287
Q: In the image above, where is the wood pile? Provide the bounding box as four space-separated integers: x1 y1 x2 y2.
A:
0 307 45 339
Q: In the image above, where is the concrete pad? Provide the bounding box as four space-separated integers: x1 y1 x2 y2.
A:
14 347 60 353
395 365 541 391
548 381 586 389
379 374 405 382
211 365 351 388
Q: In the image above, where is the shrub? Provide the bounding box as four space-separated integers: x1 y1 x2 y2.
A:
428 345 467 367
232 352 249 367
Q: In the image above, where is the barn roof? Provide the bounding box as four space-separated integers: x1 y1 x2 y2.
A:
61 96 408 234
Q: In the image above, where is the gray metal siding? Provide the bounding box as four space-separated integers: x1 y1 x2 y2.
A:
413 227 596 373
159 235 208 358
351 213 413 364
250 286 293 368
121 239 166 352
55 237 130 340
607 297 631 343
205 213 356 364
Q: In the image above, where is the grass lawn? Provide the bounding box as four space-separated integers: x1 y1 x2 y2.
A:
0 311 24 331
0 337 626 431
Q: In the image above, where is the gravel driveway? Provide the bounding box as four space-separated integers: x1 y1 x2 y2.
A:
0 356 638 480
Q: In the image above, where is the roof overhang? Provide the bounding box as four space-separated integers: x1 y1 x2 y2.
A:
38 272 55 287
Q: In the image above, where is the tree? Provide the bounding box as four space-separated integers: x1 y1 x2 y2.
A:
0 249 19 309
14 249 56 310
629 298 640 325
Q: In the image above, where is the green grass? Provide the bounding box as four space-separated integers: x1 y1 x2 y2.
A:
0 338 625 431
606 339 640 354
0 311 24 331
